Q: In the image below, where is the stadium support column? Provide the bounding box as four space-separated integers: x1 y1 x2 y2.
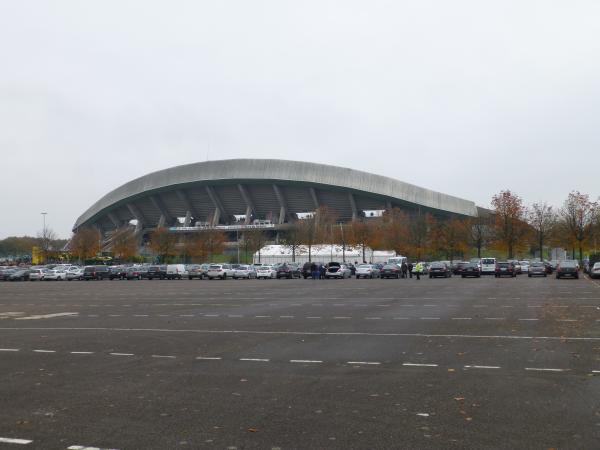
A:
309 187 319 209
107 212 121 229
272 184 289 225
150 195 173 227
237 184 255 225
176 190 200 226
348 193 358 221
205 186 227 226
126 203 145 233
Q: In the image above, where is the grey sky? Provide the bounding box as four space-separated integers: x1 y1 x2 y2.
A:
1 1 599 239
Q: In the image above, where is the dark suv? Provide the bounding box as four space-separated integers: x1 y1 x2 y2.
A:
429 262 451 278
83 265 110 280
147 265 167 280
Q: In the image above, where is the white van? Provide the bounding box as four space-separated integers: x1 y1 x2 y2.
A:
387 256 407 266
166 264 187 279
480 257 496 275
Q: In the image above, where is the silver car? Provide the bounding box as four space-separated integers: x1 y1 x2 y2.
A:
325 263 352 279
233 265 257 279
355 264 380 279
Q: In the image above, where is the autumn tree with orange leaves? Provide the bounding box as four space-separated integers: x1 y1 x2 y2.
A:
433 218 469 262
111 226 138 261
70 227 101 263
558 191 598 262
491 190 530 259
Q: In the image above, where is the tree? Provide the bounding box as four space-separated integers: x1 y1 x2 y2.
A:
200 229 227 261
406 211 435 260
38 226 59 263
347 219 379 263
279 221 304 262
243 228 269 263
296 206 335 261
148 227 178 262
468 215 492 259
70 227 101 263
433 218 469 262
559 191 598 262
379 208 410 257
527 202 557 260
110 226 138 261
491 190 529 259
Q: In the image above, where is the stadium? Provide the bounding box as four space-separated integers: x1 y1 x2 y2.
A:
73 159 481 244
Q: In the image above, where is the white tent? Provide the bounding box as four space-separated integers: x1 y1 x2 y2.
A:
253 244 396 265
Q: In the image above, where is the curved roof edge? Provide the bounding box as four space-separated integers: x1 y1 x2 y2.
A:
74 159 479 229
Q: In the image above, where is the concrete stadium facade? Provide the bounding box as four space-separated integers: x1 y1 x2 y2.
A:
73 159 479 236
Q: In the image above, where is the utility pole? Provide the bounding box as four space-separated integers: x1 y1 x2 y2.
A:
41 212 47 263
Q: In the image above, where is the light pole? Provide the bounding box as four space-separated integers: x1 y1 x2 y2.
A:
40 212 48 262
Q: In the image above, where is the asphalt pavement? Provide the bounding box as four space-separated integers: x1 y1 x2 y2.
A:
1 274 599 449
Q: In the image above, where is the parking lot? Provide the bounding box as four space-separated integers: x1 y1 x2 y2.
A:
1 275 599 449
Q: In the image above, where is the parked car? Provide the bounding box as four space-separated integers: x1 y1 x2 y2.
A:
380 264 401 279
233 265 257 279
147 265 167 280
256 265 277 279
187 264 207 280
481 258 497 275
29 268 47 281
66 268 84 281
519 260 530 274
44 268 68 281
556 261 579 279
83 265 110 280
508 260 522 274
495 261 516 278
452 261 468 275
109 266 127 280
355 264 380 279
166 264 187 280
124 266 146 280
0 268 17 281
276 263 300 279
528 262 547 277
206 264 235 280
324 263 352 279
460 262 481 278
9 268 31 281
429 262 452 278
589 262 600 279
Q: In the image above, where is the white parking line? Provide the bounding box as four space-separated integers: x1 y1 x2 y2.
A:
347 361 381 365
519 318 539 321
403 363 438 367
525 367 567 372
70 351 94 355
109 353 134 356
484 318 504 320
196 356 222 360
0 437 33 444
152 355 176 359
452 318 472 320
0 348 20 352
420 317 440 320
290 360 323 363
240 358 270 362
464 365 501 369
33 349 56 353
68 445 120 450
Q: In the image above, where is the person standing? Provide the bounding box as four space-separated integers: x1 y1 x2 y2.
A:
408 262 413 279
415 262 422 280
401 262 408 279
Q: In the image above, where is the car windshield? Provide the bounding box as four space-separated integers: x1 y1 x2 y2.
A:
209 265 221 269
481 258 495 264
358 264 371 269
560 261 577 267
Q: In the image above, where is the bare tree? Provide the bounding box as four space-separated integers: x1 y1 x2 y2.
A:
243 228 268 263
468 215 492 259
527 202 557 260
279 221 304 262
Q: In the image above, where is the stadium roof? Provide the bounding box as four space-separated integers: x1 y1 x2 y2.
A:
74 159 479 232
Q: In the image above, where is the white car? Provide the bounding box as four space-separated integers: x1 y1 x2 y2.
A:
166 264 188 279
355 264 380 279
519 261 530 273
66 268 84 280
256 265 277 279
44 268 68 281
590 262 600 279
29 269 47 281
480 258 496 275
206 264 236 280
325 264 352 279
233 265 257 279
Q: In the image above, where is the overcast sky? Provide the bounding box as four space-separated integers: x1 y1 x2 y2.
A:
1 1 599 239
